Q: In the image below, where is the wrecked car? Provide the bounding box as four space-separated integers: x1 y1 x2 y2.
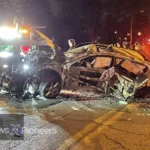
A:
0 25 64 100
64 43 106 58
65 43 146 62
62 52 150 101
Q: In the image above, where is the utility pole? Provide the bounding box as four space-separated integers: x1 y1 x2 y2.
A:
130 10 144 49
130 13 133 49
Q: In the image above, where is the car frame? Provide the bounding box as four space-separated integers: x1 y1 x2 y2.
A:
61 52 150 100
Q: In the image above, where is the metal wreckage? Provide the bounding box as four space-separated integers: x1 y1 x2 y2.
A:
0 26 150 102
62 44 150 102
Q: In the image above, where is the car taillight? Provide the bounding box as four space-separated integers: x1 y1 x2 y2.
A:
20 45 31 55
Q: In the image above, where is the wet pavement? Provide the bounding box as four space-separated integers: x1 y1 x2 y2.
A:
0 90 149 150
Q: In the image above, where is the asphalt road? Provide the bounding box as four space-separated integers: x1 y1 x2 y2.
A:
0 91 149 150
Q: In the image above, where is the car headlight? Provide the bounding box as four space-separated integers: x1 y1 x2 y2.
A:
0 51 13 58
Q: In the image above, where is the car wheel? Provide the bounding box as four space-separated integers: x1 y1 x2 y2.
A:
42 76 61 99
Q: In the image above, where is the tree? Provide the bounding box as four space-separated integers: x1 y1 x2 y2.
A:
77 0 102 41
0 0 25 11
0 0 51 25
48 0 102 43
100 0 150 43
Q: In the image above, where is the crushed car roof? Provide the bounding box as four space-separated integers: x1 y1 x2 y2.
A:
66 51 150 67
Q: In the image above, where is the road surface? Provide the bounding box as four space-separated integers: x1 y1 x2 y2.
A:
0 91 149 150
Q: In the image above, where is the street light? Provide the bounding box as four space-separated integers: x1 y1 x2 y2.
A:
138 32 142 36
114 31 118 34
130 13 133 49
140 10 144 13
130 10 145 48
127 33 130 36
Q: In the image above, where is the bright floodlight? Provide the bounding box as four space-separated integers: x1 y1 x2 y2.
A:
0 51 12 58
23 64 29 70
3 64 8 68
0 26 21 40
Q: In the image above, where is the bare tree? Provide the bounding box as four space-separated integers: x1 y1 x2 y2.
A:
0 0 26 12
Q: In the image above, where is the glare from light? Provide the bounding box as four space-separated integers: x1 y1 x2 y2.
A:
0 26 16 40
17 33 22 38
20 52 25 56
124 37 127 40
138 32 142 36
3 64 8 68
23 64 29 70
19 29 28 34
114 31 118 34
0 51 13 58
127 33 130 36
140 10 144 13
0 26 22 40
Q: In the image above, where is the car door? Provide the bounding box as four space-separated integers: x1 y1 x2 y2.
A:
64 55 113 90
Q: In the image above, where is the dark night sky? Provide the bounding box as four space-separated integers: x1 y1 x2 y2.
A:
0 0 150 46
0 0 150 26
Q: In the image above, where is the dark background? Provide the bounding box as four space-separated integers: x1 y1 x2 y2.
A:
0 0 150 49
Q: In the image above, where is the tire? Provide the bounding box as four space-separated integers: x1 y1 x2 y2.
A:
41 75 61 99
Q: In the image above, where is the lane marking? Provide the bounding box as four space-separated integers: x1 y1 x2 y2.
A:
57 105 130 150
79 111 125 148
57 110 118 150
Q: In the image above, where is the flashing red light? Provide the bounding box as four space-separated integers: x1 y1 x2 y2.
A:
20 45 31 55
